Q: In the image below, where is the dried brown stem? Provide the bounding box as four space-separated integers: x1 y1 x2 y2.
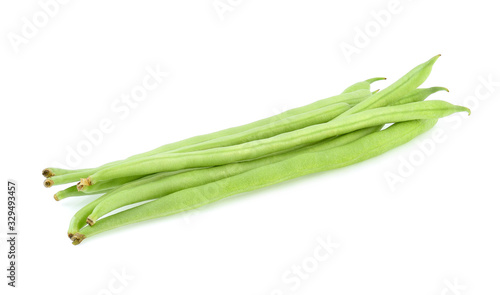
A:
86 217 95 226
71 233 86 245
77 178 91 191
43 179 54 188
42 168 55 178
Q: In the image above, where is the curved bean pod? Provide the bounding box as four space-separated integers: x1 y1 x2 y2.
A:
72 119 439 244
167 102 351 153
338 55 441 118
392 87 449 105
42 167 85 178
86 125 383 225
53 186 88 201
67 171 181 237
44 89 372 187
84 100 470 185
342 77 386 94
123 89 371 158
78 175 152 193
67 126 381 236
54 175 145 201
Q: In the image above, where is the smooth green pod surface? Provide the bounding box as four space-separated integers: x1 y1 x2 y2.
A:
72 119 439 244
342 77 386 94
168 102 352 153
86 125 383 224
46 90 372 186
54 186 89 201
338 55 441 118
86 100 469 184
68 126 381 236
392 87 449 105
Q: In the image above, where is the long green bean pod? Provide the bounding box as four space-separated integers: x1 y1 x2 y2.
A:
71 102 350 189
67 126 382 237
44 89 374 187
77 175 149 193
86 125 383 225
342 77 386 94
392 87 449 105
171 83 447 157
42 167 85 178
54 175 144 201
83 100 470 186
338 55 441 118
55 86 445 195
72 119 440 245
67 175 175 238
53 186 89 201
164 102 352 153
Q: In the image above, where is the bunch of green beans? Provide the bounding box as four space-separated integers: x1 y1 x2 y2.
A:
42 55 470 245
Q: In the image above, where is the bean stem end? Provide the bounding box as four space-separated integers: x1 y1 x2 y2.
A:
42 168 55 178
43 179 54 188
77 178 92 191
86 217 96 226
71 233 86 245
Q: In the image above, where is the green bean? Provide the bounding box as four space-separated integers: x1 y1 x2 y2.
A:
342 77 386 94
70 60 441 190
42 167 85 178
71 119 440 244
68 126 381 236
54 175 144 201
392 87 449 105
338 55 441 118
77 175 145 192
166 102 351 153
78 87 450 210
44 89 373 187
86 125 383 225
43 170 94 187
120 89 371 158
68 197 105 238
83 100 470 186
53 186 89 201
67 171 182 237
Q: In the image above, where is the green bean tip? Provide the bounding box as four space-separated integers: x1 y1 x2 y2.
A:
428 54 441 65
432 86 449 93
456 106 471 116
366 77 387 83
43 179 54 188
53 194 60 201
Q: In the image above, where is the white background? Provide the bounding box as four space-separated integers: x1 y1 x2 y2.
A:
1 0 499 294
